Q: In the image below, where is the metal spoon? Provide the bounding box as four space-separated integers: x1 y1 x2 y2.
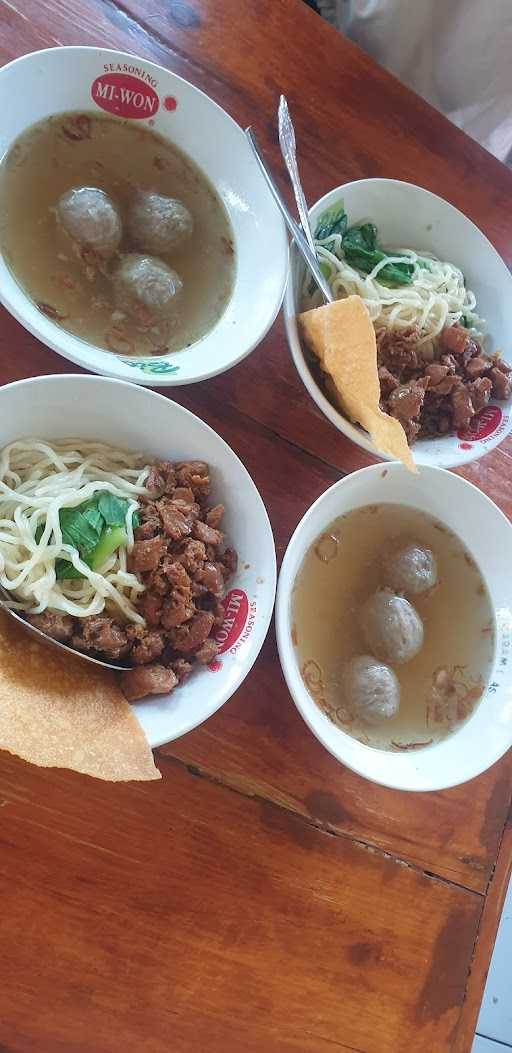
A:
244 126 333 303
0 583 129 672
277 94 316 257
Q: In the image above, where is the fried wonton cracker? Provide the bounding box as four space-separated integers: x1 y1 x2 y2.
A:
299 295 416 472
0 610 160 781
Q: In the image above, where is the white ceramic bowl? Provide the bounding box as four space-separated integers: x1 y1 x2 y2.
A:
284 179 512 468
0 47 288 386
0 374 276 747
276 463 512 791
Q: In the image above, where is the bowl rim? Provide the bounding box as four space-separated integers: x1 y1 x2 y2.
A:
0 372 278 745
275 461 512 791
0 45 289 387
283 176 512 468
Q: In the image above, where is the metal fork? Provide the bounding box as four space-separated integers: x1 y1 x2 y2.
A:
244 124 333 304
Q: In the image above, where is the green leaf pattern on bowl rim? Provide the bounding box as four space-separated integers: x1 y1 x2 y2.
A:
121 359 180 376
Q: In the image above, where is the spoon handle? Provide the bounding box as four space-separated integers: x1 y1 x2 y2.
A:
0 582 127 671
245 127 333 303
278 95 316 257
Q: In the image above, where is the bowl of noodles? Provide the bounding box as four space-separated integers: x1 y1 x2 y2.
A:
0 374 276 747
284 179 512 468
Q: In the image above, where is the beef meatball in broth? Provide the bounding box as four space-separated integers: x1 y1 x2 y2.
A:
383 542 437 597
113 254 183 323
56 187 122 259
127 191 193 255
359 588 424 665
343 655 400 723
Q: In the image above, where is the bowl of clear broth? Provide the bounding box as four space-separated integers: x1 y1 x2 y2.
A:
0 47 288 385
276 463 512 791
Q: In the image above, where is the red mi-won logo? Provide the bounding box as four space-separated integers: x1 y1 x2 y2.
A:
458 404 502 442
91 73 159 119
214 590 250 655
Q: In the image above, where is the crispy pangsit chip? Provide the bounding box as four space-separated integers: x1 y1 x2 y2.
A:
0 610 160 781
299 295 416 472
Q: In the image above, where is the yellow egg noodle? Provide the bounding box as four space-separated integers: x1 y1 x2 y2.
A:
304 236 483 354
0 440 150 622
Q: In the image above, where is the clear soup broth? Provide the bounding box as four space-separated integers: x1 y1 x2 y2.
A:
292 504 495 751
0 111 236 356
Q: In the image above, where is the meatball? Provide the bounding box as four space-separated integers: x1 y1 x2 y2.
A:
359 588 424 665
127 191 193 254
113 254 183 322
344 655 400 723
57 186 122 258
383 542 437 597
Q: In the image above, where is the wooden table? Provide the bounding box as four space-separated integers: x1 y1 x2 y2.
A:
0 2 510 1050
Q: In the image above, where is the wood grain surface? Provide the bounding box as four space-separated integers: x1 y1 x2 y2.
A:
0 2 510 1051
163 633 512 894
453 806 512 1053
0 751 482 1053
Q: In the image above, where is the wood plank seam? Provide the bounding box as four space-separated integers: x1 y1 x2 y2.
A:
161 732 507 890
451 809 512 1051
155 751 488 1042
102 0 260 110
107 0 203 57
483 801 512 899
304 1033 367 1053
176 382 350 482
258 423 353 482
155 749 485 899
